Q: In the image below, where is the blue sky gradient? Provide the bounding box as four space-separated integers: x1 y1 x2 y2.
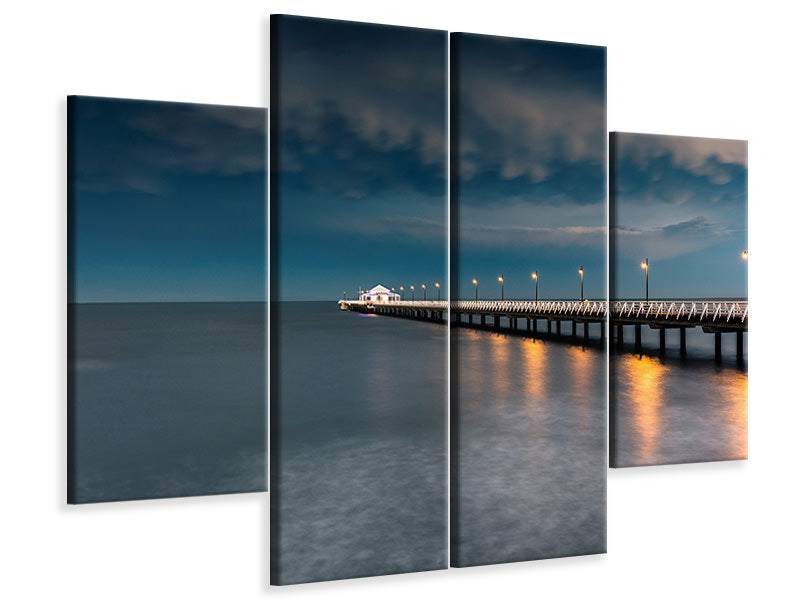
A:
611 132 747 299
453 33 607 301
272 16 447 301
69 96 266 303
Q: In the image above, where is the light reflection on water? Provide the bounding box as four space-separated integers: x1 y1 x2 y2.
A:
454 328 606 567
568 345 595 436
623 355 666 464
612 350 748 467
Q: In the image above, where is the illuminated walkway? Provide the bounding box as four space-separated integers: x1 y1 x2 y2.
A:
337 299 748 361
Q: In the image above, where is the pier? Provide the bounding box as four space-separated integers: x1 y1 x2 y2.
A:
610 300 748 363
339 298 748 362
339 299 447 323
451 299 607 346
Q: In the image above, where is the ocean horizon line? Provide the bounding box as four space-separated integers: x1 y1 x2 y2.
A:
70 299 267 305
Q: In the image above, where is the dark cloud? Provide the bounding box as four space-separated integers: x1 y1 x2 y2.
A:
454 33 606 208
70 96 266 303
613 132 747 206
611 133 747 299
613 216 734 260
273 16 448 300
327 215 446 244
275 16 446 201
461 223 606 250
72 97 265 195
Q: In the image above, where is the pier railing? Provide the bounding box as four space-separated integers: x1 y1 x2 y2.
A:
339 298 748 359
340 299 747 325
340 300 448 310
452 299 606 317
610 300 748 326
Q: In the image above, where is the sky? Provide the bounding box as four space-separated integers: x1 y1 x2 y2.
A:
273 16 447 301
454 33 607 301
69 96 266 303
611 132 747 300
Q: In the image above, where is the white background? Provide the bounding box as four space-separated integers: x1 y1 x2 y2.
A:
1 1 797 598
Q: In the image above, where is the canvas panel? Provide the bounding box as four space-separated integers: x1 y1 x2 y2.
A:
609 132 748 468
67 96 267 503
450 33 607 567
270 15 448 585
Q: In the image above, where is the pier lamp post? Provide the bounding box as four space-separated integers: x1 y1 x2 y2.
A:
579 266 584 301
498 275 504 300
422 283 427 301
741 250 748 260
641 258 649 302
435 282 440 301
531 272 538 301
400 286 404 300
411 285 415 301
343 290 347 300
473 278 478 300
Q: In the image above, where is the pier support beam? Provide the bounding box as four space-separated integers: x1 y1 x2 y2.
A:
526 318 531 332
547 320 552 335
737 331 744 364
659 328 666 354
572 321 577 340
616 324 623 349
680 327 687 356
584 322 589 343
481 315 486 326
533 319 538 336
601 321 606 343
715 332 722 363
494 316 500 329
635 324 642 353
468 314 473 325
556 320 561 336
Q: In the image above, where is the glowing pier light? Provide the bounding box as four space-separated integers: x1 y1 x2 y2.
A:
641 258 649 301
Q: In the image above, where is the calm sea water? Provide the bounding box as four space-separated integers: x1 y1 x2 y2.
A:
272 302 447 585
453 327 607 566
69 302 266 503
611 325 748 467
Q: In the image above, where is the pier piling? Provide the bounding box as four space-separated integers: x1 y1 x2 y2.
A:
736 331 744 364
340 299 746 361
